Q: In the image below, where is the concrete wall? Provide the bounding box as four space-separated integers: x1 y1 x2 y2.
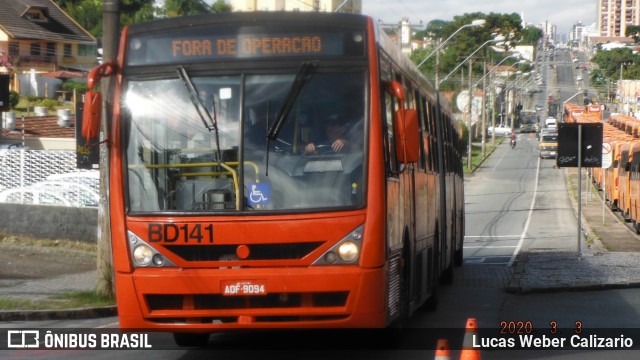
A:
0 203 97 243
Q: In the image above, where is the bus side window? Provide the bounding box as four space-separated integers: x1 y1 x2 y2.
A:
416 93 427 172
384 91 399 175
429 102 439 173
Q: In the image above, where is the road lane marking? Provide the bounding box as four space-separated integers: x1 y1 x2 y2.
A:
464 235 522 238
96 322 120 328
464 245 518 249
507 155 541 267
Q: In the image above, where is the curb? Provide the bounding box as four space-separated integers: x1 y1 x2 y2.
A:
517 281 640 294
506 251 527 294
0 305 117 321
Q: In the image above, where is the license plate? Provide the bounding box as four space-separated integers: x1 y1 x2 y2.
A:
221 280 267 296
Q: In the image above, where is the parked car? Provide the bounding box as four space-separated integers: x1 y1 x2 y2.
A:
487 124 513 137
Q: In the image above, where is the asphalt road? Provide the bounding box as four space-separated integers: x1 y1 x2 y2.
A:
464 132 579 267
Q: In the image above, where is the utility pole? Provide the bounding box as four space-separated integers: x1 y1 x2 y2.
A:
467 59 473 169
481 60 486 157
435 40 440 90
96 0 120 298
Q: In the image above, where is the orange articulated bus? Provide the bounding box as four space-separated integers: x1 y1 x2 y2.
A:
617 142 632 218
628 142 640 233
80 12 464 346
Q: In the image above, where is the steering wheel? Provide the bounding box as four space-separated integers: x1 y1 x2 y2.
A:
312 144 334 155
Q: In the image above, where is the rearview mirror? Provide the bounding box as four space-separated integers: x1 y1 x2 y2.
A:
388 81 420 165
81 61 117 145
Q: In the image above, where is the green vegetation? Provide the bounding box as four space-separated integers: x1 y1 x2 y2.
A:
12 97 73 116
463 137 500 174
0 236 110 310
411 12 540 92
9 91 19 109
0 234 97 252
54 0 233 38
62 80 89 94
0 291 114 311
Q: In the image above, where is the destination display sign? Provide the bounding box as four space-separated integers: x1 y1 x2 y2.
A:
125 29 364 66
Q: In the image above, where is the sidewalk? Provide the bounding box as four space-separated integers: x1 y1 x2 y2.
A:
2 165 640 321
509 167 640 293
0 270 116 321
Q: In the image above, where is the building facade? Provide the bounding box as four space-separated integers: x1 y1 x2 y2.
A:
0 0 96 95
598 0 640 37
229 0 362 13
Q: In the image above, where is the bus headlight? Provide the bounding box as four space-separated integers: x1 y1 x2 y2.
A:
338 241 359 262
312 225 363 265
127 230 177 268
133 244 153 266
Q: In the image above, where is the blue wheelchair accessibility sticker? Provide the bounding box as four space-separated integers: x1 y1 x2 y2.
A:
248 182 270 206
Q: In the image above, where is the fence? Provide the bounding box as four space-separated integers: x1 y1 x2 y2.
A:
0 149 99 207
0 149 99 242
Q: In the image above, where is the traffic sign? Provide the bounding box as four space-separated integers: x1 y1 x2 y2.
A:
602 142 613 168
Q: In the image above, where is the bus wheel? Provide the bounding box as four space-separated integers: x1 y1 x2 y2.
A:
173 332 210 347
440 237 454 285
454 216 464 266
454 245 463 266
422 267 439 312
441 260 454 285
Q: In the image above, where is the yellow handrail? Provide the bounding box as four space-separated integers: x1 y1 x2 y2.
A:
128 160 261 210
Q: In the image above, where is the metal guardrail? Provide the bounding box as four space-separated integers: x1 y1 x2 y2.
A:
0 149 98 207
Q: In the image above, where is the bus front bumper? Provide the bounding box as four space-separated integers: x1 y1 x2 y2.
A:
115 266 387 329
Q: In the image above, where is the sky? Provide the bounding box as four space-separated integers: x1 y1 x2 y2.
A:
361 0 596 34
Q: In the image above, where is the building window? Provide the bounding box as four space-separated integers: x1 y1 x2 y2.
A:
26 10 46 21
46 42 56 57
9 42 19 56
64 44 72 57
78 44 96 56
30 43 41 56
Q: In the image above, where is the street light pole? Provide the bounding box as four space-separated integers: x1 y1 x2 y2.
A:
482 60 487 157
417 19 486 68
439 35 506 84
472 54 521 88
467 59 474 169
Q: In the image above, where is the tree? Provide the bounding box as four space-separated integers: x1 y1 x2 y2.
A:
56 0 102 36
591 48 638 79
417 12 525 91
121 0 157 25
54 0 157 37
521 27 543 45
164 0 211 17
211 0 232 13
626 25 640 44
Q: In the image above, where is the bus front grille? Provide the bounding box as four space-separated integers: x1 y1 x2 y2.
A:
163 242 324 262
146 291 349 311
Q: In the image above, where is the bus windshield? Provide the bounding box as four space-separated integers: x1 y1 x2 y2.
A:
123 70 366 213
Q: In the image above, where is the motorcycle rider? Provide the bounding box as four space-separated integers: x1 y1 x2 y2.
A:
509 131 517 149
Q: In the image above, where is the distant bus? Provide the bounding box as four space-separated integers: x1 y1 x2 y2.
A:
81 12 464 346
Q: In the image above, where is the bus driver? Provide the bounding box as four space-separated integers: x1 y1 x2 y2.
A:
304 114 351 154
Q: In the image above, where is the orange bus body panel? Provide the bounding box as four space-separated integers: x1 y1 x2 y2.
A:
98 13 461 332
116 266 386 329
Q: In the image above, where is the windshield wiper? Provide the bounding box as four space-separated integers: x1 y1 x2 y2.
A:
267 62 317 141
177 65 222 161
